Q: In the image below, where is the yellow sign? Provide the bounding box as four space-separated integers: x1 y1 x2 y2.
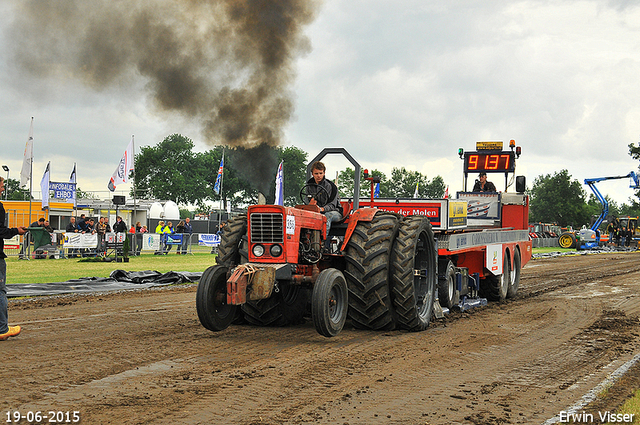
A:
448 200 468 228
476 141 503 151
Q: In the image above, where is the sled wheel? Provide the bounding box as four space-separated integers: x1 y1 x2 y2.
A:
196 265 237 332
312 268 348 337
481 250 510 301
438 260 459 309
507 248 521 298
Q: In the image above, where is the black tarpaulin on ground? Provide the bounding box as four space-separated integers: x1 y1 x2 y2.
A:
6 270 202 298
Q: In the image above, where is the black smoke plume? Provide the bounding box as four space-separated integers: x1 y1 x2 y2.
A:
6 0 320 148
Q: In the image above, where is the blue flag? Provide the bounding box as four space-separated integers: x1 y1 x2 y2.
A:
374 182 380 198
214 157 224 194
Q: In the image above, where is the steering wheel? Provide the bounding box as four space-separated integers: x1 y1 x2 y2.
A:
299 183 331 206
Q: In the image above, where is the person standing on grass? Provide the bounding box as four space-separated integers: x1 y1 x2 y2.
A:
0 177 27 340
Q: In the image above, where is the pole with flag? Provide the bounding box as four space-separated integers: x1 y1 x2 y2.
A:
413 181 419 198
275 161 284 206
20 118 34 225
40 162 50 210
68 163 77 208
443 185 449 199
108 137 135 192
214 150 225 230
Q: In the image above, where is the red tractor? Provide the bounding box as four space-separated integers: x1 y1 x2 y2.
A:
197 144 531 337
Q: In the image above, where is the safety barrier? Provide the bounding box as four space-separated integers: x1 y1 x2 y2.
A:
3 232 222 258
530 237 559 248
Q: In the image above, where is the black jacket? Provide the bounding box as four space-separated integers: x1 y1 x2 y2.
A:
305 177 342 215
0 202 19 259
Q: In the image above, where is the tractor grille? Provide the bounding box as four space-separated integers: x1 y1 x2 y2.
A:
250 213 284 243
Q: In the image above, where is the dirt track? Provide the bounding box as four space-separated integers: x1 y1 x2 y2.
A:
3 252 640 424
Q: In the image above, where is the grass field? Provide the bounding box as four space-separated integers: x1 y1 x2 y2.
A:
5 251 217 284
4 245 576 285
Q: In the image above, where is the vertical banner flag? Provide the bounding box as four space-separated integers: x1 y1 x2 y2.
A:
275 161 284 206
374 182 380 198
413 181 419 198
214 156 224 194
108 137 135 192
40 162 50 209
67 163 77 204
20 117 34 188
443 185 449 199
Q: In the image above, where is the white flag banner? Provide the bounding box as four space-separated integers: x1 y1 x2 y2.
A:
67 163 77 204
40 161 50 209
20 118 34 188
108 137 135 192
275 161 284 206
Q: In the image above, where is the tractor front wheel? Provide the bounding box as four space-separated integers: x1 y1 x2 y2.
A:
196 265 237 332
312 268 348 337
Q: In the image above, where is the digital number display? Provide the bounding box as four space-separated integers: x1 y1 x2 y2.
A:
464 152 515 173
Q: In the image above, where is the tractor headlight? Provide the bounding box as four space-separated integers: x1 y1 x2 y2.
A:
252 244 265 257
270 244 282 257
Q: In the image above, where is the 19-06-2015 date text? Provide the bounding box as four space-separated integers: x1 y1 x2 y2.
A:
5 411 80 423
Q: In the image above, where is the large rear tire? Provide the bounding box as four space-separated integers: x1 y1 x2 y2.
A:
196 265 237 332
506 248 521 299
241 283 308 327
481 250 510 301
344 211 400 330
390 216 438 331
216 216 248 267
312 268 348 337
558 232 576 249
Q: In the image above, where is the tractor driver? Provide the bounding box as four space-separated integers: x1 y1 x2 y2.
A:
472 172 497 192
306 161 342 241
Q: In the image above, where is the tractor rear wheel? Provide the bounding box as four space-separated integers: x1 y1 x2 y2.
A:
481 250 510 301
558 232 576 249
312 268 348 337
344 211 400 330
241 283 308 327
390 216 438 331
506 248 521 299
196 265 237 332
216 215 248 267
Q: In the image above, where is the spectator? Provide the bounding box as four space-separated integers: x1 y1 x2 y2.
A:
164 221 175 253
113 216 127 233
134 221 143 255
66 216 80 258
0 176 28 341
43 220 54 233
30 217 45 228
154 221 166 255
95 217 108 254
182 217 193 255
77 214 87 233
176 220 186 255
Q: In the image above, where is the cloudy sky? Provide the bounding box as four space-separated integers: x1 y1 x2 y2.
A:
1 0 640 206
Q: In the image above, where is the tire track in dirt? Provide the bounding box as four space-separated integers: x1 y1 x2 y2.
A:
3 253 640 424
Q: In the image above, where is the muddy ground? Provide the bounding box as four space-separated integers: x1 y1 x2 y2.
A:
2 252 640 424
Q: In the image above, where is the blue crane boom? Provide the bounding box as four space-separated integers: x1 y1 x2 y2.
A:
584 171 640 232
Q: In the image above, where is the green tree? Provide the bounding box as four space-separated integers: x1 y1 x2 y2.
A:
389 167 446 198
277 146 308 206
529 170 590 227
3 178 31 200
337 168 391 199
134 134 211 205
